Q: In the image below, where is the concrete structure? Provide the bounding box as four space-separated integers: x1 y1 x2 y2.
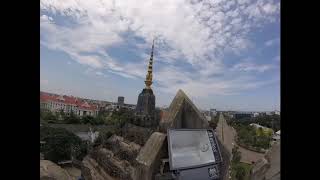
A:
75 129 99 143
40 160 71 180
250 123 274 134
205 115 211 122
81 89 226 180
250 141 280 180
272 130 280 141
118 96 125 106
210 109 217 117
159 89 209 131
102 102 136 112
253 112 260 117
266 111 273 116
136 132 167 180
123 104 136 110
121 123 154 145
216 113 265 179
104 103 119 111
234 112 253 119
40 92 98 117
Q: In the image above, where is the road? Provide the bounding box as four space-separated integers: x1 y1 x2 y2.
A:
216 113 265 164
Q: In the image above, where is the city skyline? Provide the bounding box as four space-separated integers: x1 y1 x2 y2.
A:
41 0 280 111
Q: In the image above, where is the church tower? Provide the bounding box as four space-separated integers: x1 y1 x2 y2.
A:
135 40 157 128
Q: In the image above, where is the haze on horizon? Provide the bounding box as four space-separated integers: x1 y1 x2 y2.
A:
40 0 280 112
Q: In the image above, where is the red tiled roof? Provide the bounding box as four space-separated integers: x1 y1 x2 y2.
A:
40 93 98 111
78 103 97 111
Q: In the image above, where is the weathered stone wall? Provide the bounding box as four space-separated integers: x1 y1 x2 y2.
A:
159 89 209 131
120 123 153 145
81 89 224 180
136 132 167 180
40 160 71 180
105 135 141 164
90 148 137 180
216 138 231 180
250 158 270 180
181 100 208 128
250 142 280 180
81 156 116 180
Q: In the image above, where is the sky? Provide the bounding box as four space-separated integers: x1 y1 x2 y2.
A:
40 0 280 111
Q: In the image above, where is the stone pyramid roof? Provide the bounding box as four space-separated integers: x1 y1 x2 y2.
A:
160 89 209 131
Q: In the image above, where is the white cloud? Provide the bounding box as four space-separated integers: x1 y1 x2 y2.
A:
95 71 103 76
265 37 280 46
40 0 280 96
237 0 252 5
232 62 275 73
261 2 279 14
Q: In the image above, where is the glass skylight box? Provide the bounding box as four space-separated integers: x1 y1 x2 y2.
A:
167 129 222 180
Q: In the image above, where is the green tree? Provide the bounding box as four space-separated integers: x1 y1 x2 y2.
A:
41 110 57 122
257 127 264 136
81 115 95 124
209 115 219 130
107 109 135 127
93 129 116 147
65 110 81 124
58 109 66 121
209 120 217 130
234 164 246 180
40 126 87 163
232 146 241 164
93 116 104 125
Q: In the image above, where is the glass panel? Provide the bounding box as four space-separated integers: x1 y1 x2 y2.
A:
168 130 215 169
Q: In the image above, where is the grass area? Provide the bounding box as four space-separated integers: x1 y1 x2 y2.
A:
231 162 253 180
241 162 253 180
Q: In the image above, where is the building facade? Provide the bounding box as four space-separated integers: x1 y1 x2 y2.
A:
40 92 98 117
250 123 274 135
210 109 217 117
234 112 253 119
118 96 124 106
253 112 260 117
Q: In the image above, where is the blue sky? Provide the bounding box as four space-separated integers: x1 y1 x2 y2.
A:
40 0 280 111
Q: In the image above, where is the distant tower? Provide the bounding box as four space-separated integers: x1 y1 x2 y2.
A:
118 96 124 106
135 40 157 127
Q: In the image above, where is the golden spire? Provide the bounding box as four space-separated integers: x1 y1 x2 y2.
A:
145 39 154 89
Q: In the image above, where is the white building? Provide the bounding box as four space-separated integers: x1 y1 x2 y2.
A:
205 115 211 122
104 103 119 111
266 111 273 115
103 102 136 111
210 109 217 117
253 112 260 117
250 123 273 134
40 93 99 117
272 130 280 141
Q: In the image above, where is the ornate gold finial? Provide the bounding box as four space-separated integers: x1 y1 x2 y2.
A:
145 39 154 89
